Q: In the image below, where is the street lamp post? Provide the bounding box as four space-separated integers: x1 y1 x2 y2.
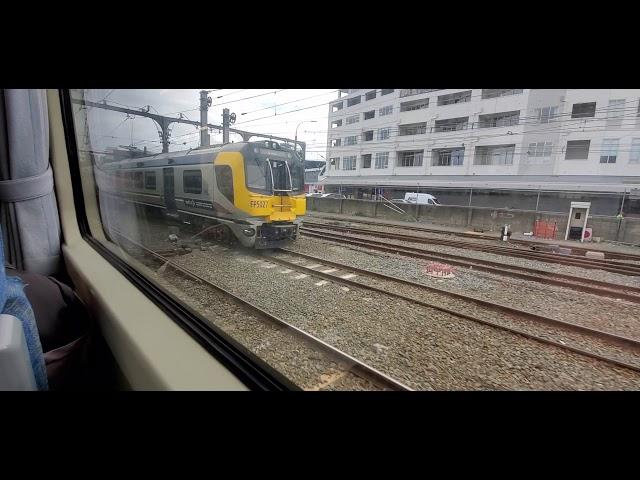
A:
294 120 317 161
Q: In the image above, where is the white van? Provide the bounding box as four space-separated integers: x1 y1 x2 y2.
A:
404 192 440 205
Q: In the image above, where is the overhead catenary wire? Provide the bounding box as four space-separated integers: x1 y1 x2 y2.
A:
240 98 640 131
83 89 640 160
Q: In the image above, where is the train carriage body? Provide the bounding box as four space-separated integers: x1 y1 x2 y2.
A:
95 141 306 248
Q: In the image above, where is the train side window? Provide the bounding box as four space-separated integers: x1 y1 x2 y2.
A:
183 170 202 194
133 171 143 189
145 171 156 190
215 165 234 203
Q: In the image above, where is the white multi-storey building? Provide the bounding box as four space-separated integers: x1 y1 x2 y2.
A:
323 89 640 193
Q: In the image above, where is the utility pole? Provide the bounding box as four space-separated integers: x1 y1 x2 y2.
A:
200 90 211 148
222 108 230 144
222 108 236 144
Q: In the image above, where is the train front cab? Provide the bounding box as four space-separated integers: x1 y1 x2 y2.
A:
214 143 306 249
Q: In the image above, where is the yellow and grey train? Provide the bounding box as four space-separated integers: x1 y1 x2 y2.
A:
95 140 306 248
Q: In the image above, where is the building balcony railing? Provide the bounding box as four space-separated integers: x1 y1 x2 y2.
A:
399 89 441 98
399 125 428 136
432 123 469 133
481 89 524 99
476 117 520 128
431 121 523 133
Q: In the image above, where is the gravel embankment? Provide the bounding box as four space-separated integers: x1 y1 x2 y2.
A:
108 210 640 390
168 246 640 390
129 247 386 391
286 237 640 341
270 249 640 369
302 225 640 289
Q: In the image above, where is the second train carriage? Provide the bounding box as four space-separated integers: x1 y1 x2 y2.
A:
95 141 307 248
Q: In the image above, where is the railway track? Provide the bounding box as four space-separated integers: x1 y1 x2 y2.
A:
300 226 640 304
302 221 640 276
109 227 412 391
308 214 640 263
260 248 640 374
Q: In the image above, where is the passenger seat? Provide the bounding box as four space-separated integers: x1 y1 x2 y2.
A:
3 267 117 390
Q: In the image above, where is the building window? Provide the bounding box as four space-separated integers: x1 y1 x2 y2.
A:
347 96 361 107
528 142 553 157
481 89 523 99
432 148 464 166
329 157 340 170
381 89 394 96
399 123 427 136
331 119 342 128
364 110 375 120
397 150 424 167
375 152 389 169
600 138 619 164
331 102 343 112
144 171 156 190
379 105 393 116
565 140 591 160
606 99 625 127
434 117 468 132
535 106 559 124
346 114 359 125
365 90 377 101
342 156 356 170
344 135 358 146
183 170 202 194
361 154 372 168
400 99 429 112
399 89 434 98
474 145 515 165
630 139 640 164
377 128 390 140
571 102 596 119
363 131 374 142
330 138 341 147
477 111 520 128
437 90 472 106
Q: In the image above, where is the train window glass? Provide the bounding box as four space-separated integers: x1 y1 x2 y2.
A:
245 157 271 194
145 171 157 190
67 88 640 392
183 170 202 194
290 161 305 192
133 171 143 189
215 165 234 203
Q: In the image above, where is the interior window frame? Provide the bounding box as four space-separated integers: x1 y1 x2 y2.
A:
58 89 297 391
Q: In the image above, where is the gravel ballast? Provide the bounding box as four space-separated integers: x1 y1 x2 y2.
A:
168 246 640 390
108 209 640 390
287 236 640 341
303 224 640 289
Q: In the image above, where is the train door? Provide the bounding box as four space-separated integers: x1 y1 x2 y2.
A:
163 167 177 213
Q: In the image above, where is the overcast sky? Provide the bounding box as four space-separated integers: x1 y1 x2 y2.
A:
80 89 337 161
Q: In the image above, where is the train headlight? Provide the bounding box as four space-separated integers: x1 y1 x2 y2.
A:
242 228 256 237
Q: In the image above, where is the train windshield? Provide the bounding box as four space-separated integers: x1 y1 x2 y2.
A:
244 154 304 194
270 160 291 192
289 159 305 193
245 157 272 194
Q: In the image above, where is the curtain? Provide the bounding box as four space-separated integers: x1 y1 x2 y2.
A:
0 89 60 275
